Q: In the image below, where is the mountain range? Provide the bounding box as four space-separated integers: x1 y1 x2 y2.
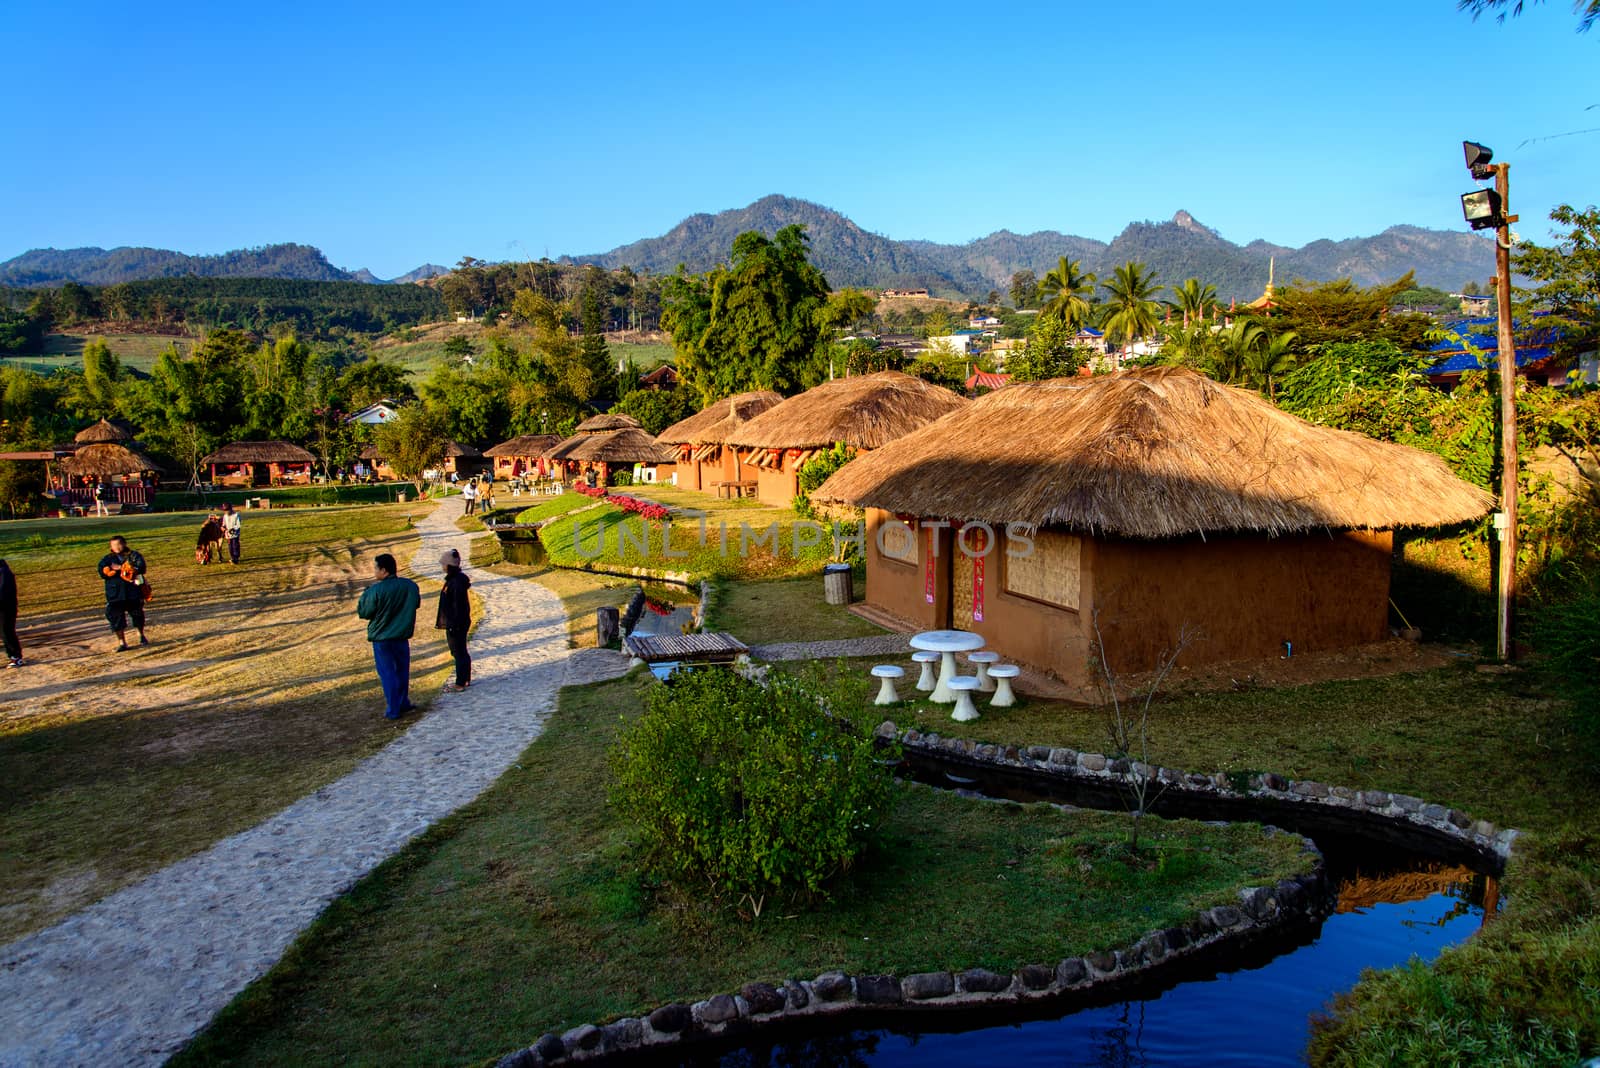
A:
568 196 1495 301
0 243 448 289
2 195 1495 300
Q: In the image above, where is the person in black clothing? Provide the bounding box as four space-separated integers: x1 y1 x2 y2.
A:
436 548 472 691
97 535 148 650
0 558 21 667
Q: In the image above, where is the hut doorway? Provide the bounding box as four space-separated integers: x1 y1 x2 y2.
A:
251 463 269 487
950 525 991 629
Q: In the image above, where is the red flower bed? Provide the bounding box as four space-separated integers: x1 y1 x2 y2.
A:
608 494 671 522
576 484 608 499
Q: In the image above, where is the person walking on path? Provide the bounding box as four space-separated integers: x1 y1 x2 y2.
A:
436 548 472 691
357 552 421 720
97 535 148 650
461 478 478 516
0 558 21 668
220 502 242 564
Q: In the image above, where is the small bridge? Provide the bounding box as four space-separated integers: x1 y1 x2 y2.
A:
622 632 748 665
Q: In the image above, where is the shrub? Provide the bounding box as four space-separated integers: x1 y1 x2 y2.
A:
610 669 895 910
793 443 857 520
608 469 633 487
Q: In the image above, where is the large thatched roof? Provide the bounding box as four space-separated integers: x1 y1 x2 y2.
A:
657 390 784 446
814 367 1494 538
544 426 673 465
484 433 561 457
59 442 160 477
443 440 481 458
73 418 133 444
200 440 316 466
725 371 967 451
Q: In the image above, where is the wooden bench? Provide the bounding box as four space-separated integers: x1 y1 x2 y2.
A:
623 632 749 666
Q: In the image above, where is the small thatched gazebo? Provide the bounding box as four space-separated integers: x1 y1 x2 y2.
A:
485 433 562 481
815 367 1494 686
59 442 160 480
543 414 672 487
724 371 967 505
657 390 783 493
73 418 134 445
200 441 316 487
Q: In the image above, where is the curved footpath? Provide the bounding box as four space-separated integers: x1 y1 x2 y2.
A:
0 503 627 1068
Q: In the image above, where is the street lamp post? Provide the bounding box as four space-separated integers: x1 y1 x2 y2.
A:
1461 140 1520 662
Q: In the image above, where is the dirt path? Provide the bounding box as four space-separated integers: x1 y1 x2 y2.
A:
0 504 585 1067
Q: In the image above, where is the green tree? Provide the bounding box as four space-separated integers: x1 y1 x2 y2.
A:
1010 315 1089 381
66 338 123 420
611 387 698 435
663 225 832 401
1458 0 1599 32
1009 269 1038 309
125 332 250 481
1101 262 1163 353
1169 277 1220 326
1268 273 1432 350
339 358 413 409
373 403 451 495
442 335 477 362
1036 257 1097 329
1513 204 1600 364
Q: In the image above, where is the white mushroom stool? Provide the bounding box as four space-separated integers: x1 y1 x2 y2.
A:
947 676 981 722
988 664 1020 708
871 664 905 706
967 650 999 692
912 651 940 692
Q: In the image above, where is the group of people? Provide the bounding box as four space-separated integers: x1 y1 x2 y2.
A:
460 475 493 516
195 503 242 565
356 545 473 718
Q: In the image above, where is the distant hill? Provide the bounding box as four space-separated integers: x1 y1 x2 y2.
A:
0 244 448 288
568 195 1496 301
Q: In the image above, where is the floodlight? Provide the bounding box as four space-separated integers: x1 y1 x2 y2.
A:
1463 141 1495 180
1461 188 1503 231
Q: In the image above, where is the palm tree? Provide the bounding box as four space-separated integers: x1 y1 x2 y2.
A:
1242 329 1301 399
1036 257 1097 330
1101 262 1163 356
1168 277 1219 327
1207 321 1266 385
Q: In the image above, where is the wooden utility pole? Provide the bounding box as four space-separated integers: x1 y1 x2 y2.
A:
1492 162 1519 662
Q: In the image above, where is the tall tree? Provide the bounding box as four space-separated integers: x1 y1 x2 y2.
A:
1241 329 1301 398
1036 257 1096 329
1009 269 1039 309
1514 204 1600 363
1100 262 1163 353
1168 277 1220 326
373 403 451 496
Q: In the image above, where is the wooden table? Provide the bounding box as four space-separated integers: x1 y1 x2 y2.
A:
909 629 987 703
713 480 758 499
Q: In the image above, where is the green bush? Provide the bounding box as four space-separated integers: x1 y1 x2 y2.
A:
608 469 634 487
792 443 856 519
609 669 895 909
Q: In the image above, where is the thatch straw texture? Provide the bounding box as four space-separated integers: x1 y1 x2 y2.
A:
814 367 1493 537
200 441 316 465
725 371 967 451
547 426 673 465
484 433 561 457
575 413 641 433
73 418 133 444
59 442 160 477
443 440 481 458
657 390 784 446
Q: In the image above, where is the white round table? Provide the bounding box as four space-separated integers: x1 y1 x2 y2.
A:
909 629 988 703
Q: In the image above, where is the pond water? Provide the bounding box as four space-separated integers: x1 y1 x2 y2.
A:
498 535 546 567
663 829 1494 1067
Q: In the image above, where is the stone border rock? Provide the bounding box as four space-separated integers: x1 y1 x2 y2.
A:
496 814 1330 1066
874 721 1517 873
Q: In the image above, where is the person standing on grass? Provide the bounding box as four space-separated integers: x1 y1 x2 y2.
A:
92 481 108 517
0 558 21 668
97 535 148 651
436 548 472 691
462 478 478 516
220 502 242 564
357 552 421 720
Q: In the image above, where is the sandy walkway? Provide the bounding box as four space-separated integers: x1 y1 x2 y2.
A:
0 504 585 1067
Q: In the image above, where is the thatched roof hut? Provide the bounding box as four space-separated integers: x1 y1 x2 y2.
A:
558 426 674 465
59 442 160 477
443 440 481 458
725 371 967 452
658 390 784 447
200 441 316 466
485 433 562 458
73 418 134 445
574 413 641 433
815 367 1491 537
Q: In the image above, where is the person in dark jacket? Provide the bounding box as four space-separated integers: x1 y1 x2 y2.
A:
357 552 421 719
0 558 21 667
436 548 472 691
96 535 148 650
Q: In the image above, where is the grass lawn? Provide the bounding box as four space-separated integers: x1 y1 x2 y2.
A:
539 486 833 582
0 504 454 941
170 673 1310 1068
704 570 884 645
150 483 411 513
369 321 673 381
0 331 198 375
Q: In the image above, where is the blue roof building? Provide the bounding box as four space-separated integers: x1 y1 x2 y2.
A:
1426 315 1573 387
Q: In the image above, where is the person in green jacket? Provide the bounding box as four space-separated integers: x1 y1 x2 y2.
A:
356 552 421 720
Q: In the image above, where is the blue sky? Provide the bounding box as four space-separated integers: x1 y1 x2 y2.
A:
4 0 1597 277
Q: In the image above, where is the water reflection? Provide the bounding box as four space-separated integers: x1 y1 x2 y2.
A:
678 859 1487 1067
